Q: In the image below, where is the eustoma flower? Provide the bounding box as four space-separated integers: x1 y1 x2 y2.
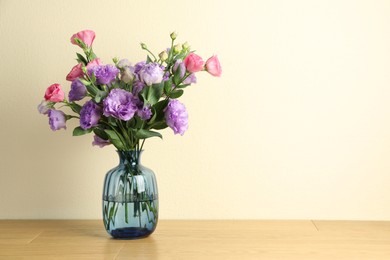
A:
117 59 135 83
164 99 188 135
71 30 96 47
44 84 65 102
80 100 102 130
103 89 138 121
139 62 164 86
184 53 204 73
48 109 67 131
86 58 102 70
66 63 84 81
92 135 111 148
39 31 221 151
137 106 152 120
37 101 51 115
68 79 87 102
89 64 119 85
205 55 222 77
173 60 197 84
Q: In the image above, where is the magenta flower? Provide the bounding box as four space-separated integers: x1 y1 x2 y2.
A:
44 83 65 102
205 55 222 77
66 63 84 82
184 53 204 73
86 58 102 71
70 30 96 47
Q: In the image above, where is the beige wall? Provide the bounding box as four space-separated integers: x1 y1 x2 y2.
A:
1 0 390 220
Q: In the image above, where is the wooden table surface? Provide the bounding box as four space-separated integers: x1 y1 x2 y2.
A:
0 220 390 259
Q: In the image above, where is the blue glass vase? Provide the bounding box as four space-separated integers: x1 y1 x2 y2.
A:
102 150 158 239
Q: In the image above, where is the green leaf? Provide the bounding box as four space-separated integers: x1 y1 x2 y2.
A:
140 82 164 106
168 89 184 99
104 129 121 140
85 84 98 96
108 117 117 126
146 55 152 63
78 78 91 86
149 83 163 105
104 129 125 150
173 64 184 86
109 205 115 219
149 121 168 130
136 129 162 139
76 53 88 65
68 103 82 114
93 128 109 140
73 126 92 136
151 99 168 123
94 90 107 103
177 83 190 89
164 79 172 94
153 99 169 111
73 38 87 49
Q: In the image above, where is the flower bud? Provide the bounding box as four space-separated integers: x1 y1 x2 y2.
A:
159 51 168 61
182 42 190 50
173 44 182 53
121 67 135 83
140 43 148 50
170 32 177 40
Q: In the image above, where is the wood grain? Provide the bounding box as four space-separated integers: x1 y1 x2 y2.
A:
0 220 389 259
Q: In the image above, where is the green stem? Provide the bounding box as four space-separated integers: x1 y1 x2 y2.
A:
144 48 157 62
117 120 132 150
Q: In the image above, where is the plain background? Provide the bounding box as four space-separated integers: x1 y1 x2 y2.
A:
1 0 390 220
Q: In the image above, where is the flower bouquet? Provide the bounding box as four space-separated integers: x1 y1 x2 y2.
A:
38 30 221 238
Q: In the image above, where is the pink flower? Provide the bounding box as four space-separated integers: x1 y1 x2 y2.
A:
66 63 84 81
86 58 102 70
205 55 222 77
184 53 204 73
44 83 65 102
70 30 96 47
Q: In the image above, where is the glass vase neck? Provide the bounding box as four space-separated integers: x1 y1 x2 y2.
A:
117 150 142 167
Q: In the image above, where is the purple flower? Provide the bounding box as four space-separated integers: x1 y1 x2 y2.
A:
88 64 119 85
117 59 131 69
139 62 164 86
69 79 87 101
173 60 196 84
173 59 186 78
37 100 51 115
132 80 146 95
48 109 67 131
121 67 135 83
80 100 102 130
134 61 146 75
103 88 138 121
164 99 188 135
117 59 135 83
183 73 197 84
137 106 152 120
92 135 111 148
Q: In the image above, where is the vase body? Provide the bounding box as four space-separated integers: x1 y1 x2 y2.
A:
102 150 158 239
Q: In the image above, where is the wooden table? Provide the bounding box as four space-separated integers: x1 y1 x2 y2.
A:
0 220 390 259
